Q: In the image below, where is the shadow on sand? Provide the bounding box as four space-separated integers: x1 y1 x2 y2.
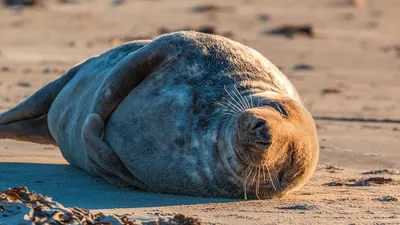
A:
0 162 239 210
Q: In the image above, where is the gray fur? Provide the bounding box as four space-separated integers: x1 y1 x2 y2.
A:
0 31 317 199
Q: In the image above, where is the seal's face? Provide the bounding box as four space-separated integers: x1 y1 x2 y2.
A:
231 94 319 199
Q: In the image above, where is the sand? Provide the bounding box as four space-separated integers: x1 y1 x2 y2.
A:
0 0 399 224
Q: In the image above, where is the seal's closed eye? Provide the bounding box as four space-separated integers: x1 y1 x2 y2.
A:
268 102 288 117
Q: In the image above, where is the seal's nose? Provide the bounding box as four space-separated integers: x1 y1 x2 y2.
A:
247 118 272 149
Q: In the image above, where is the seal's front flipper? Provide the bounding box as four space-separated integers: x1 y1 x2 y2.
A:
83 113 148 189
83 114 132 187
91 39 178 121
82 38 180 187
0 115 56 145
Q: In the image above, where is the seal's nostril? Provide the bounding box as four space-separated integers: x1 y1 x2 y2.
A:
246 119 272 149
255 127 271 148
252 121 265 130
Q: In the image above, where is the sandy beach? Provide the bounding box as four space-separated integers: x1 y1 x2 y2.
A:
1 0 399 224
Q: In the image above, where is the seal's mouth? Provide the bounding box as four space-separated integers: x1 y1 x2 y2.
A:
237 162 288 200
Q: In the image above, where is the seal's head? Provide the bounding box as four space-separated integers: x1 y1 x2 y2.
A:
230 92 319 199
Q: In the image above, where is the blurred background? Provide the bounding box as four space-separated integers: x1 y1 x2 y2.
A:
1 0 399 169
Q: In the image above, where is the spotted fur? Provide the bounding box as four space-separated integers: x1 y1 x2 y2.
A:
0 31 319 199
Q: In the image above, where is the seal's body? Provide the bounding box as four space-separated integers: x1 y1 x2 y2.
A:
0 32 319 199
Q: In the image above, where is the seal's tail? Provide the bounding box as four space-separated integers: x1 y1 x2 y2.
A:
0 62 83 145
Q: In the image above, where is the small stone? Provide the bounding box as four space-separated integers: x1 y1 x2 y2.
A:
361 169 400 175
17 81 30 87
375 196 398 202
257 13 270 22
323 181 345 186
293 64 313 71
111 0 124 6
192 4 219 13
277 205 315 210
321 88 341 95
4 0 38 6
42 68 51 74
266 24 314 39
352 177 393 186
192 4 231 13
1 66 10 72
67 41 76 48
325 165 344 171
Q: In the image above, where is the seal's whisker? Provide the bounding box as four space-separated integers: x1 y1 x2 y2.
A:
243 178 248 200
224 86 246 112
242 95 251 110
266 165 277 191
232 84 248 109
222 110 238 118
319 153 329 159
233 84 249 109
233 85 250 110
250 167 258 187
230 86 247 112
272 166 281 191
217 98 238 112
244 166 254 200
230 85 246 110
220 97 242 114
219 107 237 119
216 102 233 114
218 98 241 115
255 170 261 200
216 101 240 115
223 112 238 118
245 166 253 181
246 96 251 110
250 94 254 109
262 166 266 182
302 96 307 105
222 110 237 115
221 102 241 118
243 93 252 110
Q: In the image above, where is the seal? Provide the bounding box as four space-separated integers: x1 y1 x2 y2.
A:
0 31 319 199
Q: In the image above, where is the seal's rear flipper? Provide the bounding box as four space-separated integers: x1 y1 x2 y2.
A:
0 63 83 144
0 65 82 125
0 115 56 145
